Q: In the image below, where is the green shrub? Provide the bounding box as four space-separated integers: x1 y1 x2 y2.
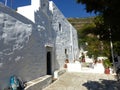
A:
103 59 112 68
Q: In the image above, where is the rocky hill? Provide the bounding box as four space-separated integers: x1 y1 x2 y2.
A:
67 17 94 30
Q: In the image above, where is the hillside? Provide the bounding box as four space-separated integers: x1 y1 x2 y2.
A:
68 17 111 58
67 17 94 30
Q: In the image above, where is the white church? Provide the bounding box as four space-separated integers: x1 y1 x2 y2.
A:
0 0 79 89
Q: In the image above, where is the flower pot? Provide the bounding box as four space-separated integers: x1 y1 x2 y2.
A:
65 59 69 63
64 63 67 68
82 58 85 62
104 68 110 74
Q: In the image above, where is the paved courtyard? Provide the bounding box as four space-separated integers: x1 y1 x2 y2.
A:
43 72 120 90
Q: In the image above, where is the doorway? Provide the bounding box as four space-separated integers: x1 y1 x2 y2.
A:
47 51 52 75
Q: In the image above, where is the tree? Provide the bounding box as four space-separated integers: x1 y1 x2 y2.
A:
77 0 120 30
77 0 120 57
77 18 110 58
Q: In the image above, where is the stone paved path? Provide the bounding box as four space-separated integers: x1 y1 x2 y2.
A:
43 72 120 90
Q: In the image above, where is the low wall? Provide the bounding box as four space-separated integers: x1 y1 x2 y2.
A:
54 69 66 79
25 75 52 90
67 63 81 72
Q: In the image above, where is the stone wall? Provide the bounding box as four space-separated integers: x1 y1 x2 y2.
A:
0 3 55 89
50 1 79 69
0 0 79 89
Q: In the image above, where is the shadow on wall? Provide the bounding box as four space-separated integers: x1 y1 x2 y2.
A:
0 2 60 89
34 9 60 71
82 79 120 90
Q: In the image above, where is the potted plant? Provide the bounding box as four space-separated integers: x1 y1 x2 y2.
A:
103 59 112 74
64 59 69 68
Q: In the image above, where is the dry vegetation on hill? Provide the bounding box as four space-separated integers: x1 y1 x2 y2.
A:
67 17 94 30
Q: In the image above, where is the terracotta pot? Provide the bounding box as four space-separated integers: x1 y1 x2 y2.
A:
64 63 67 68
104 68 110 74
82 58 85 62
65 59 69 63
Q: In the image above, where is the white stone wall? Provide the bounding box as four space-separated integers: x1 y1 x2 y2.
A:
50 1 79 69
71 25 79 60
17 5 35 22
0 3 55 89
0 0 79 89
17 0 50 22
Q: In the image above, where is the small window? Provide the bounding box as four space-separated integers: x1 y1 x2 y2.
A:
43 3 46 7
65 49 67 54
65 49 68 58
59 23 62 31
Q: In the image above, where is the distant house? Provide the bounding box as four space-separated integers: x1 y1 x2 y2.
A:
0 0 79 89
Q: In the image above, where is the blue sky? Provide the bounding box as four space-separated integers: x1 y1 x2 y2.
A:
0 0 96 18
51 0 96 18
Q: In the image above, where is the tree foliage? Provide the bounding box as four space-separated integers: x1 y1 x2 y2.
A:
77 19 110 58
77 0 120 29
77 0 120 56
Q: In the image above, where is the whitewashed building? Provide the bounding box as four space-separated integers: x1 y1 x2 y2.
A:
0 0 79 89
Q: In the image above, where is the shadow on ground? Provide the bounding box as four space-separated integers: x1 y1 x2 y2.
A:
83 79 120 90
